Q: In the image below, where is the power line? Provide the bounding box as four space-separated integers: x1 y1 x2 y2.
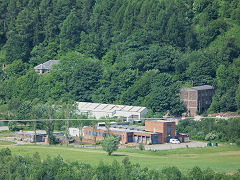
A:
0 116 239 122
0 118 176 122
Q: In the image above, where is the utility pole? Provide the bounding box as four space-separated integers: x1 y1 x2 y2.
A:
34 121 37 144
66 120 69 138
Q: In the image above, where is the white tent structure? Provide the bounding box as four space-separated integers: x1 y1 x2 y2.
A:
77 102 148 121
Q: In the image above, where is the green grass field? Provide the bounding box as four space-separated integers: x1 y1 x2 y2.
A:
0 134 15 137
1 144 240 173
0 140 16 145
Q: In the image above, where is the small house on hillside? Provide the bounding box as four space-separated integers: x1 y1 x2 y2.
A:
180 85 214 116
34 60 60 74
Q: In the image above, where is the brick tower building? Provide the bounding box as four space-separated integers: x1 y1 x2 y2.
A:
180 85 214 116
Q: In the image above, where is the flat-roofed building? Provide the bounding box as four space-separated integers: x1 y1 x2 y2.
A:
68 127 85 137
77 102 148 121
145 120 175 143
180 85 214 116
16 130 64 143
83 120 176 144
16 130 46 143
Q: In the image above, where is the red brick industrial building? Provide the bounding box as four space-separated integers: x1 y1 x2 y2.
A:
83 120 175 144
180 85 214 116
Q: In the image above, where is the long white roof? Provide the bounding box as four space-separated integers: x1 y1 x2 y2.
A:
77 102 147 113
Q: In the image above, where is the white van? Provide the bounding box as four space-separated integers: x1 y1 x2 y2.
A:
170 139 180 144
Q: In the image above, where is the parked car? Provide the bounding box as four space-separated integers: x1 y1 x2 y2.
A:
170 139 180 144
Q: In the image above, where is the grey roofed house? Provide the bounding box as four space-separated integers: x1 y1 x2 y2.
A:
34 60 60 74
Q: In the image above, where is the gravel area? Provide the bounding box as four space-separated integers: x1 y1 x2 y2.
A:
144 141 207 151
0 126 9 131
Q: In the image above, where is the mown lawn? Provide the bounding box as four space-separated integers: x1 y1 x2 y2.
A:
0 140 16 145
1 144 240 173
0 134 15 137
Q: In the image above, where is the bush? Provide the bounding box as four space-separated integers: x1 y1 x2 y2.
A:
162 166 182 180
138 143 144 150
235 139 240 146
205 132 217 141
0 148 11 157
8 122 23 131
188 166 203 180
95 141 103 146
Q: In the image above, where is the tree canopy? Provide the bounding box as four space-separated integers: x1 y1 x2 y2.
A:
1 0 240 117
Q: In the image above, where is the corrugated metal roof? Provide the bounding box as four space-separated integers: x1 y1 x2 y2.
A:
77 102 147 113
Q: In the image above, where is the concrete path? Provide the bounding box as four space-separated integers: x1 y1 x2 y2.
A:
0 126 9 131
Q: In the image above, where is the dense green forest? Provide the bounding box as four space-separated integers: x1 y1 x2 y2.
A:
176 118 240 142
1 0 240 118
1 148 240 180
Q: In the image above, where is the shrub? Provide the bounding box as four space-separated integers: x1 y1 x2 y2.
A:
138 143 144 150
8 122 22 131
205 132 217 141
0 148 11 157
95 141 103 146
236 139 240 146
162 166 182 180
188 166 203 180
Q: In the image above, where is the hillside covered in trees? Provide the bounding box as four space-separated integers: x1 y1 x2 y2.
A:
1 0 240 118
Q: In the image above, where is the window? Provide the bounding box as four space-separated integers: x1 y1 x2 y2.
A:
102 132 105 137
96 132 98 136
89 131 91 135
167 125 171 135
99 132 101 137
92 131 94 135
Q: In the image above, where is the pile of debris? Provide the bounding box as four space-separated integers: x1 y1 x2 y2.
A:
208 112 239 118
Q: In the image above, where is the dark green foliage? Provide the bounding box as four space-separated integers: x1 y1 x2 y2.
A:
188 166 204 180
177 118 240 142
144 73 184 116
59 9 82 53
1 0 240 118
236 139 240 146
162 166 182 180
120 70 157 106
59 52 103 102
